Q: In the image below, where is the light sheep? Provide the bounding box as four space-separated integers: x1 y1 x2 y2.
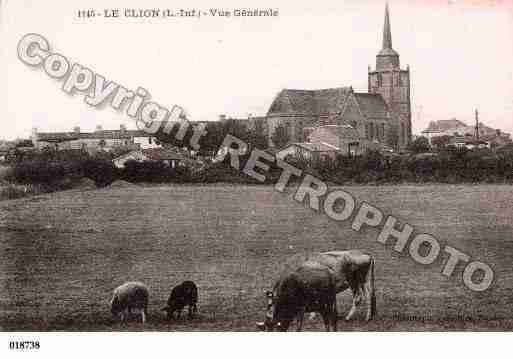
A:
110 281 149 323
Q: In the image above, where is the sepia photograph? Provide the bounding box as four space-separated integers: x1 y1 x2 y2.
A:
1 0 513 355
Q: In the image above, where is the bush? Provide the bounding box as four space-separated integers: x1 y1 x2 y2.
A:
7 160 81 184
121 160 193 183
82 159 118 187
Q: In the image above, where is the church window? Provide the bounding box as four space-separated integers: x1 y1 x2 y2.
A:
377 73 383 87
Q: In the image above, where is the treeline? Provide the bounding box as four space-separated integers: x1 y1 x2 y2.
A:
3 145 513 197
191 145 513 185
292 146 513 184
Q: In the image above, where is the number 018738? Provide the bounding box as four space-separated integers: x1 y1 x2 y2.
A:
9 341 40 350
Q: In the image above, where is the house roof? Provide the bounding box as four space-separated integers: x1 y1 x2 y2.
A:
288 142 337 152
422 119 468 133
36 129 154 142
114 148 186 162
141 148 185 161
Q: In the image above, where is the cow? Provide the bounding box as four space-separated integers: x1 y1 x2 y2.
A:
268 261 338 331
161 280 198 320
110 281 149 323
258 250 376 331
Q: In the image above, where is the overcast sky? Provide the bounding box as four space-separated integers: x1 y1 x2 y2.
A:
1 0 512 140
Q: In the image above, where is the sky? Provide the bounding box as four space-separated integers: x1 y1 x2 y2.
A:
1 0 512 140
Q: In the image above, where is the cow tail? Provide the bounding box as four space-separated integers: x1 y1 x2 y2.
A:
368 257 376 319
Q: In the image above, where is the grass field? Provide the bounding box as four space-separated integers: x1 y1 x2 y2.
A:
1 183 513 331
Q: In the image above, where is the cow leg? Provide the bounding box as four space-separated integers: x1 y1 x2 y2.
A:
296 308 305 332
120 308 128 322
188 305 193 319
320 309 331 332
176 310 181 320
331 302 338 332
346 297 358 321
141 310 146 324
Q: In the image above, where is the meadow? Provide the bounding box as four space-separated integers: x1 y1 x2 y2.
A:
1 183 512 331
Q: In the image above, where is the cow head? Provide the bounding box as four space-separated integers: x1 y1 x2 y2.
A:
110 296 123 317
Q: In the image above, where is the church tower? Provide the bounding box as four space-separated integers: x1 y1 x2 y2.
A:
368 4 412 148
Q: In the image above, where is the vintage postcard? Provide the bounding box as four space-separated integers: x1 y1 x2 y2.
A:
1 0 513 352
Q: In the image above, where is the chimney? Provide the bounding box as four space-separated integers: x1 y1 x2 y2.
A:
120 124 126 134
73 126 80 134
95 125 103 132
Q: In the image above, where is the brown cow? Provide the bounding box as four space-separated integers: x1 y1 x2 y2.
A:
258 250 376 331
266 261 338 331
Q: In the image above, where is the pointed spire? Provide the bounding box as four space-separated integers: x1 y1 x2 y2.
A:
376 3 399 69
383 3 393 49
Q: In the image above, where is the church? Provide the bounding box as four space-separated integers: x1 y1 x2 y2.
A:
266 4 412 153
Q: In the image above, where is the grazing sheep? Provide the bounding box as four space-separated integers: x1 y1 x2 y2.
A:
162 281 198 320
110 281 149 323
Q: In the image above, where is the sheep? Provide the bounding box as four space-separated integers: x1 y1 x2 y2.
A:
110 281 149 323
161 281 198 320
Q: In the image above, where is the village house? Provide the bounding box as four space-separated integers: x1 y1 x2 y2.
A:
276 124 383 162
31 124 161 153
421 119 511 147
276 142 337 162
112 148 186 169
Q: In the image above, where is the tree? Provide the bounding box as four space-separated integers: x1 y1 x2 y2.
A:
271 124 290 149
407 136 431 154
246 120 268 150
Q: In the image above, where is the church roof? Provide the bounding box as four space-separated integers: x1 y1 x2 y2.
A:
268 88 391 121
267 87 352 115
353 93 390 119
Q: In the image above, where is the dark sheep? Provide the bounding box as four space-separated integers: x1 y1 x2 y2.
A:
162 281 198 320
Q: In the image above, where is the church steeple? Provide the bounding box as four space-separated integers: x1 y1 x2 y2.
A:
376 3 399 70
382 3 393 50
368 3 412 149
